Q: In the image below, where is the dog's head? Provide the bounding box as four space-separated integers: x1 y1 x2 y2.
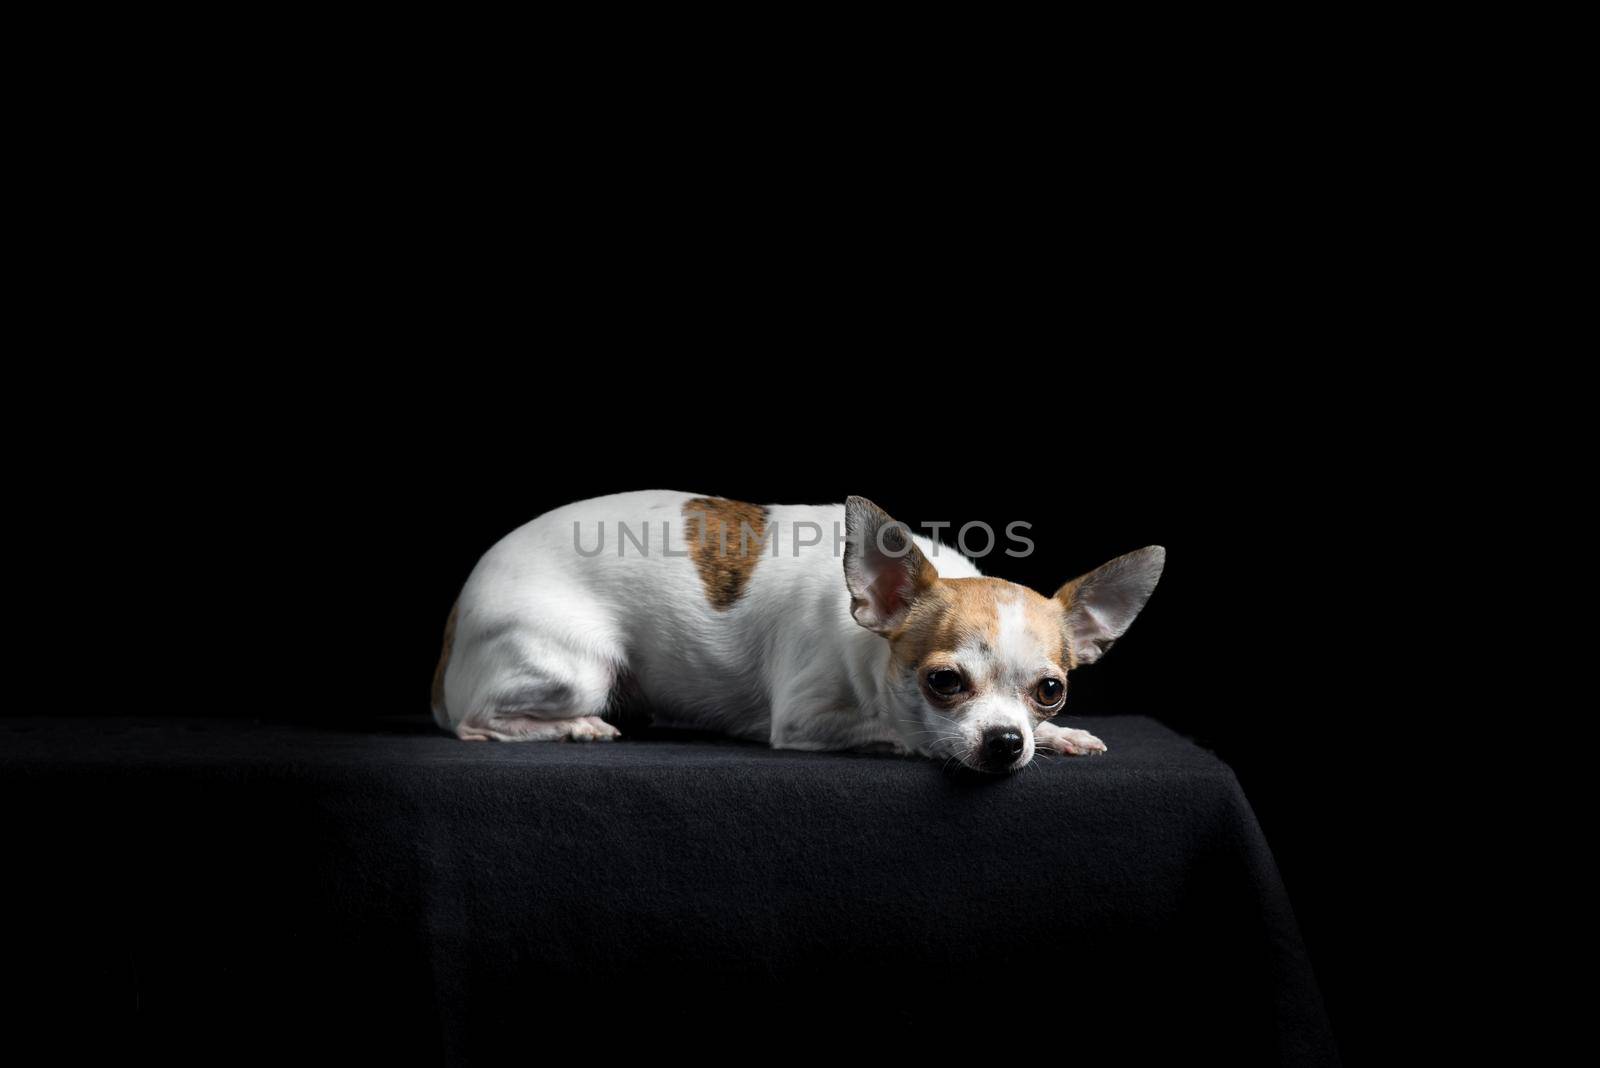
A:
844 496 1164 774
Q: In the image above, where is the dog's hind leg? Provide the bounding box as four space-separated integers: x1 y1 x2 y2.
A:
449 618 626 742
457 713 619 742
456 665 623 742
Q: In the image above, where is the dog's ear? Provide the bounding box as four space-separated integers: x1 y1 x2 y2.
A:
844 496 935 636
1054 546 1166 666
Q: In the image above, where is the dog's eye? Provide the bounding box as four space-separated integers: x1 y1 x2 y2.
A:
926 669 964 697
1035 678 1065 706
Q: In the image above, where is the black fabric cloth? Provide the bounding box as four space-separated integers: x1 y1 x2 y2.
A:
3 716 1337 1065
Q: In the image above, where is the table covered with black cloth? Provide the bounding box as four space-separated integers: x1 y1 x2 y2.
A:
1 716 1337 1065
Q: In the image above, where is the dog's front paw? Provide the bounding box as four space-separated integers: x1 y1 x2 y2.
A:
1035 723 1108 757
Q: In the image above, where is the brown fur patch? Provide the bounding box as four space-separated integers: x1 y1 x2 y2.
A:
1054 583 1083 670
431 599 459 712
890 577 1069 672
683 497 771 610
1026 591 1073 672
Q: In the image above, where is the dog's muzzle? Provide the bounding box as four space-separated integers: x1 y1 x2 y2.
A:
975 727 1025 773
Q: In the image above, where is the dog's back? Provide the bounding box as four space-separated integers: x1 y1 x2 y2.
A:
431 490 973 742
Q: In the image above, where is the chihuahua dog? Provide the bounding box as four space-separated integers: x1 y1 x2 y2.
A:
432 492 1163 773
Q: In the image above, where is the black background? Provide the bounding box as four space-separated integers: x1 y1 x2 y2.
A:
94 377 1394 1064
0 0 1529 1046
25 154 1429 1062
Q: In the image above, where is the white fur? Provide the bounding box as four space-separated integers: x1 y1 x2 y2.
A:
435 492 1140 771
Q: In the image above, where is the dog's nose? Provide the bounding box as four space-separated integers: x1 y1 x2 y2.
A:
981 728 1025 768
